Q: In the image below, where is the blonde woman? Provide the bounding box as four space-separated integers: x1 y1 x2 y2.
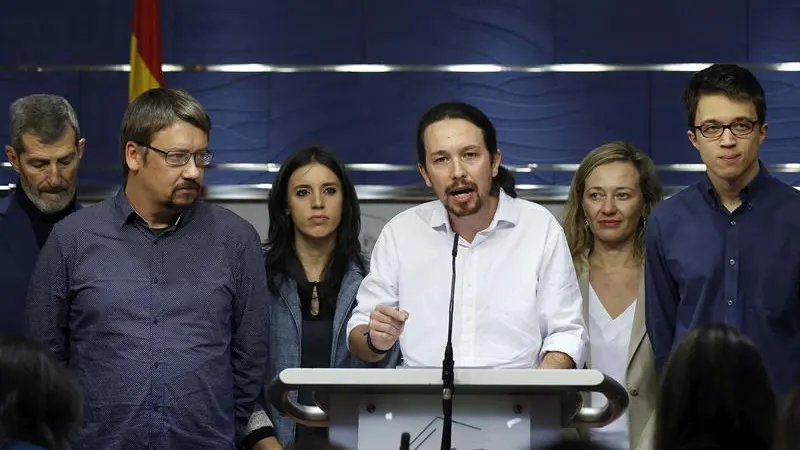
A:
563 141 663 450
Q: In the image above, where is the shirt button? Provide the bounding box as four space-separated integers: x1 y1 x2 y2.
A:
729 259 735 265
730 220 736 226
153 318 158 325
727 299 734 306
154 362 159 368
628 387 639 396
152 278 158 284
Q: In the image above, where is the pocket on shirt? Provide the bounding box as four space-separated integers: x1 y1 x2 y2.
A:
752 244 800 318
755 292 800 334
757 292 793 316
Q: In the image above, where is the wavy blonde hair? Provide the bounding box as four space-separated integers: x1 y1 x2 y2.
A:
562 141 663 271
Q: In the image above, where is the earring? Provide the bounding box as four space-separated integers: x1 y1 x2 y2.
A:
642 215 648 225
584 219 589 228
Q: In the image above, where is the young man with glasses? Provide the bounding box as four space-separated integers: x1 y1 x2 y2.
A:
644 63 800 398
26 88 269 449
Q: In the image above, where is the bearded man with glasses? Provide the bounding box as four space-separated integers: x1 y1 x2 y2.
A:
26 87 269 449
644 63 800 400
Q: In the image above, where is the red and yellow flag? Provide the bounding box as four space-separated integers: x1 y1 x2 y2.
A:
129 0 164 102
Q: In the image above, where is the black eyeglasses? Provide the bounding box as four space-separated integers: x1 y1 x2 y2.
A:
138 143 214 167
691 120 760 139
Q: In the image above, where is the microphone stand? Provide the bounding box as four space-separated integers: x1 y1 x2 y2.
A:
441 232 459 450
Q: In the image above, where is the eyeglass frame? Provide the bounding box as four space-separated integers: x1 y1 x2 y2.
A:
689 119 762 140
136 143 215 167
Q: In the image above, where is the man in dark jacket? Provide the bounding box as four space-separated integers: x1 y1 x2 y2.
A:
0 94 84 336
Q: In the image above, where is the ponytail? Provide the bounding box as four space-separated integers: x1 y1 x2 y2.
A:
492 165 517 198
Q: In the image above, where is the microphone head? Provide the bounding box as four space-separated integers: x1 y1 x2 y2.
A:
400 432 411 449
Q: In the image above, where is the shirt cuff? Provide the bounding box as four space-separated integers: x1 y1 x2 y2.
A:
240 427 276 450
246 410 274 433
540 333 585 368
241 410 276 449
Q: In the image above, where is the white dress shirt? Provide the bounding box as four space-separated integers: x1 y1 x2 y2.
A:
347 191 587 369
588 284 636 450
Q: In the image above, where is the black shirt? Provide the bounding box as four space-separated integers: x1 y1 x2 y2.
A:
287 257 338 444
14 187 76 248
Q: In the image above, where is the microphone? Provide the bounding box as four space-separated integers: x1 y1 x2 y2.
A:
441 232 459 450
399 432 411 450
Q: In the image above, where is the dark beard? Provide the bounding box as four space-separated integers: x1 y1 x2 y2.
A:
445 195 482 217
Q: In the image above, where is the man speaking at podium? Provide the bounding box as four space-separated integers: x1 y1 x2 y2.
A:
347 102 587 370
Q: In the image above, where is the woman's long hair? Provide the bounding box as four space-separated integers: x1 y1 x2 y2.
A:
0 336 83 450
265 146 365 301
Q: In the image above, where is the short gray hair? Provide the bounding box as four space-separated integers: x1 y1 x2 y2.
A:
9 94 81 153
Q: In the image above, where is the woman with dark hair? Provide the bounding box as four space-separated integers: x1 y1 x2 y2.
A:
654 324 776 450
243 146 400 450
0 336 82 450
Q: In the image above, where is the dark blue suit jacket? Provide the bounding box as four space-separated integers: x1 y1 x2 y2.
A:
0 191 80 336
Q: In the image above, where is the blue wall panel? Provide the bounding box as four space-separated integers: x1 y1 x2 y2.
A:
266 73 458 165
168 73 271 161
757 72 800 163
0 1 131 65
749 0 800 62
553 0 749 63
2 0 800 189
167 1 365 65
364 0 554 64
649 73 696 166
458 73 650 169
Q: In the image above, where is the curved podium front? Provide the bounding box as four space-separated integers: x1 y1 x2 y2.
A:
270 368 628 449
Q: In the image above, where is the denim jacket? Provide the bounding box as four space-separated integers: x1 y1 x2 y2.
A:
246 258 401 446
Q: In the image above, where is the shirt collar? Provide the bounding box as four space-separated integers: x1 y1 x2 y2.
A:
113 187 187 230
429 190 519 233
700 160 771 207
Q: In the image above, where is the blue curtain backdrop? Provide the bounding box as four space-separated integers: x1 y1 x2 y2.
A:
2 0 799 188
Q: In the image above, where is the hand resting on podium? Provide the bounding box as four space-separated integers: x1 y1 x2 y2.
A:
538 351 577 370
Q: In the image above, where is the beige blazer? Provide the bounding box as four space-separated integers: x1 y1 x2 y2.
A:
576 265 658 450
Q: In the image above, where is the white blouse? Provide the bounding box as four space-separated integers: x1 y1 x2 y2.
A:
588 283 636 450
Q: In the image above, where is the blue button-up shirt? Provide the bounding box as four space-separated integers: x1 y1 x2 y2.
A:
645 164 800 397
26 189 269 449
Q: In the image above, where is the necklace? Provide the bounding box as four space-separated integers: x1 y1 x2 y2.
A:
310 282 320 316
